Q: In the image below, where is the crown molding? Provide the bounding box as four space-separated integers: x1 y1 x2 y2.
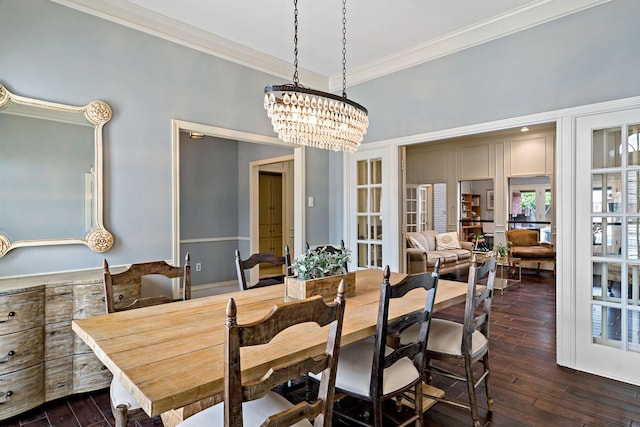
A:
52 0 608 93
50 0 328 90
329 0 610 91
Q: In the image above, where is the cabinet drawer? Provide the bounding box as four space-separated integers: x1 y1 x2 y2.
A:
45 285 73 323
73 284 106 319
0 327 44 376
45 356 73 401
0 290 44 335
73 352 112 393
73 334 93 355
44 321 73 361
0 364 44 420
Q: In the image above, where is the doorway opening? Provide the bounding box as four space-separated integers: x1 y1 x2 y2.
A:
171 120 304 296
459 179 494 248
256 161 294 279
508 176 552 243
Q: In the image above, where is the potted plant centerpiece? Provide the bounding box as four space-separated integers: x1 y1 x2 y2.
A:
285 246 356 302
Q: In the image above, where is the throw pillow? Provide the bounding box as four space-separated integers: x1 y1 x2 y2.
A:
407 236 426 252
436 232 462 250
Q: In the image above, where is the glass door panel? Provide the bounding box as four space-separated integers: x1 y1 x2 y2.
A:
628 125 640 166
588 123 640 352
576 107 640 381
406 185 417 232
356 158 383 269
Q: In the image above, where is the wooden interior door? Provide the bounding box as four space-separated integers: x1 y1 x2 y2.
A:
259 172 283 257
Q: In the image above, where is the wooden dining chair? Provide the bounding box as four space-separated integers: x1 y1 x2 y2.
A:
305 239 348 273
235 245 291 291
314 261 440 427
401 254 497 427
103 253 191 427
177 282 346 427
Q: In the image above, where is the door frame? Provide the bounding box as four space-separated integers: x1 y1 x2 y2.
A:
344 145 400 272
357 95 640 380
171 120 305 295
251 157 294 284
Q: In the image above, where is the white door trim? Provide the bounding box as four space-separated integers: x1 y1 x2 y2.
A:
171 120 304 296
349 95 640 377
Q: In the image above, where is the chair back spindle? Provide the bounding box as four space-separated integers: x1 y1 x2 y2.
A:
235 245 291 291
224 282 346 426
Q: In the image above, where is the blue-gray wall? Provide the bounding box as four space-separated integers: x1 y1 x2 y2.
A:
0 0 328 277
348 0 640 142
1 0 639 277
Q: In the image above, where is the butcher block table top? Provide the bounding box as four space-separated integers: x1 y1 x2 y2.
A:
72 269 468 417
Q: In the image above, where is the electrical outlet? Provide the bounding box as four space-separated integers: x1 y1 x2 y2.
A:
195 262 202 272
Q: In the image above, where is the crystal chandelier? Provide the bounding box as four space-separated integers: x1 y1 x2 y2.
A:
264 0 368 153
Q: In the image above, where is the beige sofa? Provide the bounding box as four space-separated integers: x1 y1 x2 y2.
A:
406 230 473 275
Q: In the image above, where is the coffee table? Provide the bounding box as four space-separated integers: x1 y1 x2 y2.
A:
494 256 521 295
473 253 521 295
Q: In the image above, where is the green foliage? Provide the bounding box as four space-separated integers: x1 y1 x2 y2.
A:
520 192 537 210
291 246 351 280
493 243 510 257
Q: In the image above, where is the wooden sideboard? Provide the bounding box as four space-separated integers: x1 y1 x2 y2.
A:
0 269 112 420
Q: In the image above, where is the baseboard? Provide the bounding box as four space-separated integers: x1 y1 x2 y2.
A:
192 280 238 297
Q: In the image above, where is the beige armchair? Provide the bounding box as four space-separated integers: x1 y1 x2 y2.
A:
506 229 555 273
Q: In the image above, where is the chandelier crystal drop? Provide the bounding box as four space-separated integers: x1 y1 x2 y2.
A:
263 0 368 153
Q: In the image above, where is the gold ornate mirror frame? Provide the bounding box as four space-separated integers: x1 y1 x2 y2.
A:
0 83 114 257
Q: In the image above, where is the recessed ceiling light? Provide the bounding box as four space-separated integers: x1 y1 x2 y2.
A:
520 127 529 132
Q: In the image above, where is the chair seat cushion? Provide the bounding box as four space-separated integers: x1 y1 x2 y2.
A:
427 318 487 357
448 248 472 262
110 377 142 410
428 251 459 264
311 336 420 398
400 319 487 357
177 391 312 427
510 246 555 259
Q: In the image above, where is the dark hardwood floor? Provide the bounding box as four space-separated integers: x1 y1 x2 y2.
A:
4 269 640 426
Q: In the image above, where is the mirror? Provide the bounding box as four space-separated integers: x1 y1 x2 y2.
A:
0 83 113 257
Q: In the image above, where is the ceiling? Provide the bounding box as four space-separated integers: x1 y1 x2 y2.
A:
55 0 606 89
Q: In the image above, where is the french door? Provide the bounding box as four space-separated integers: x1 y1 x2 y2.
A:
347 147 399 272
576 108 640 384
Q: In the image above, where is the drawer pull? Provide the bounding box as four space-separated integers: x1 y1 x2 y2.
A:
101 365 107 370
0 351 15 363
0 391 12 403
0 312 15 323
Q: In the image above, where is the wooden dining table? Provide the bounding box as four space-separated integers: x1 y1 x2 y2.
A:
72 269 469 425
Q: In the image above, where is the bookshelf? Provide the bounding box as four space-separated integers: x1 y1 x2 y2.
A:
461 193 482 240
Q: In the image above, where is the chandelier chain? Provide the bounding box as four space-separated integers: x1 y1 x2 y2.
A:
342 0 347 98
293 0 299 85
263 0 368 153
